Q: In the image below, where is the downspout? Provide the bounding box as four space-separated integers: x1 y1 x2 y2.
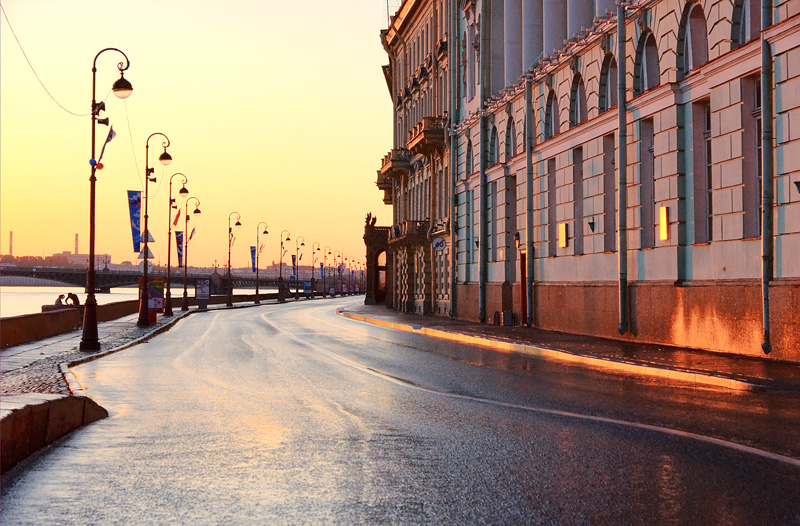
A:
617 3 629 335
449 0 460 318
525 78 535 326
760 0 774 354
478 0 488 322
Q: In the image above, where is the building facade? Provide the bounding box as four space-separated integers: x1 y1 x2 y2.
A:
370 0 800 363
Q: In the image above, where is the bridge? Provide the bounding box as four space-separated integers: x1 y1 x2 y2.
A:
1 266 305 293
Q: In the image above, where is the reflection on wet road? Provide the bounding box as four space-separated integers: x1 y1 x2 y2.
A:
2 298 799 525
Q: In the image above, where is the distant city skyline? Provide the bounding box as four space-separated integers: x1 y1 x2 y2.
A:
1 0 393 268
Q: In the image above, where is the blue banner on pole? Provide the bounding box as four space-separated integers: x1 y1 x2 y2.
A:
176 231 184 267
292 254 297 277
320 262 324 280
127 190 142 252
250 246 256 272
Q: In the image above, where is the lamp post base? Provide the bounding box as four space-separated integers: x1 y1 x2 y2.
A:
164 289 173 316
79 295 100 351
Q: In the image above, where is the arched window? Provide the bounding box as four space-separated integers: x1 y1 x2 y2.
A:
634 31 660 95
678 3 709 79
732 0 761 47
466 139 474 175
544 90 559 140
505 118 517 160
599 54 618 112
569 74 588 127
488 126 499 165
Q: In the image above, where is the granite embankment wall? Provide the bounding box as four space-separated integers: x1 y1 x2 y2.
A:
0 293 282 348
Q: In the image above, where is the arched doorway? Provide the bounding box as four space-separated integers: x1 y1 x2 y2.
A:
375 250 387 304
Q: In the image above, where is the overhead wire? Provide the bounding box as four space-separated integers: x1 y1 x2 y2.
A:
0 1 90 117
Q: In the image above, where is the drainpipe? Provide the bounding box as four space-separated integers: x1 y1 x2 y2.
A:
449 0 460 318
616 3 629 335
760 0 774 354
478 0 488 322
525 78 535 326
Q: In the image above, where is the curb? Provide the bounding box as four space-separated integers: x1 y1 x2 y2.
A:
0 393 107 475
336 310 763 392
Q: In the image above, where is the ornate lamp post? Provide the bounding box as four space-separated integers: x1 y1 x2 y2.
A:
80 48 133 351
137 133 172 328
227 212 242 307
164 172 188 316
255 222 268 304
323 246 332 298
311 242 321 298
294 236 305 300
279 230 290 302
181 197 201 311
334 250 342 297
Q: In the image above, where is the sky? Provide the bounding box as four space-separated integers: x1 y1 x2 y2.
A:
1 0 396 269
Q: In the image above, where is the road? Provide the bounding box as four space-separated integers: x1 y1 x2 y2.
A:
3 298 800 525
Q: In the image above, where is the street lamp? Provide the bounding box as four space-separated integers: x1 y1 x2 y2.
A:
255 222 268 304
324 246 332 297
227 212 242 307
343 254 352 295
181 197 201 311
80 48 132 351
295 236 305 300
311 242 321 298
279 230 290 302
164 172 188 316
137 133 172 328
334 250 342 297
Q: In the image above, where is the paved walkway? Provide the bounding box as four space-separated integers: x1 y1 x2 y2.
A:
339 304 800 393
3 299 800 397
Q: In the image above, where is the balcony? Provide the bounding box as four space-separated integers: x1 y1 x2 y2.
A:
407 117 446 156
388 220 430 246
376 171 393 205
379 148 412 180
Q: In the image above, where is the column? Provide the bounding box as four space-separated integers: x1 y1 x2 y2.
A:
505 0 523 85
568 0 594 38
522 0 543 69
543 0 567 57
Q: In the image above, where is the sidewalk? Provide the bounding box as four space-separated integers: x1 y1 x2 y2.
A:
0 299 273 474
338 303 800 393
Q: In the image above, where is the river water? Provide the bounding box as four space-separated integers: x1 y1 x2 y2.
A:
0 286 140 318
0 285 279 318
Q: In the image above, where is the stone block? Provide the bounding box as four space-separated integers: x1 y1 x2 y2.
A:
44 396 87 444
721 213 744 241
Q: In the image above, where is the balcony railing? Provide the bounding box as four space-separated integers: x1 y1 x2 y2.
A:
407 117 446 155
379 148 412 178
388 220 430 244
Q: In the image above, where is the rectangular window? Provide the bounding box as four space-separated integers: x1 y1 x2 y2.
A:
487 182 496 261
547 158 558 256
692 101 712 243
603 134 617 252
742 76 762 238
573 147 584 255
640 119 655 248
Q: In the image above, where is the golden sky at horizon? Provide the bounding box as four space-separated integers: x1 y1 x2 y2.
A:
1 0 394 269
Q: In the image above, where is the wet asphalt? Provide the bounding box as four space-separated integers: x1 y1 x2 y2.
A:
2 298 799 525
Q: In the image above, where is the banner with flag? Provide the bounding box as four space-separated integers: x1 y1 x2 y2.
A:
97 126 116 167
292 254 297 278
172 207 181 227
176 231 184 268
250 246 256 272
127 190 142 252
